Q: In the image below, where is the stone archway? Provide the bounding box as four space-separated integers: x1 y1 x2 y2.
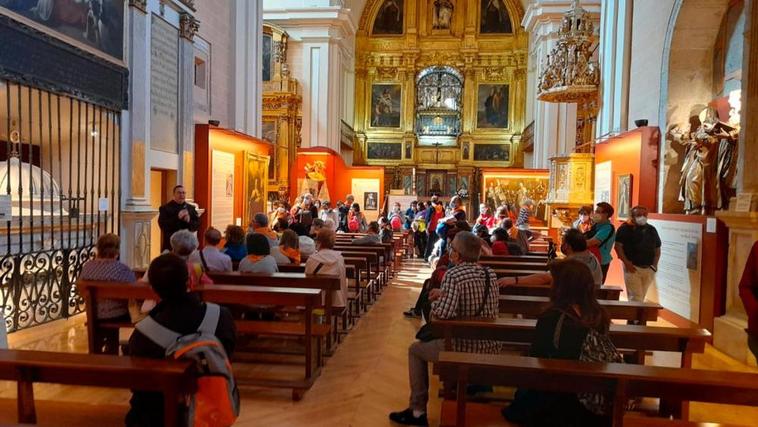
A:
658 0 734 213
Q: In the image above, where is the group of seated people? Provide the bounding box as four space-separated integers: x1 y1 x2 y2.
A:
392 223 618 426
74 189 410 424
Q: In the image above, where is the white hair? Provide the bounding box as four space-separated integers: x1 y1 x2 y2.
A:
170 229 198 258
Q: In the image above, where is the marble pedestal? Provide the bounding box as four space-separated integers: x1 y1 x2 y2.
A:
713 210 758 367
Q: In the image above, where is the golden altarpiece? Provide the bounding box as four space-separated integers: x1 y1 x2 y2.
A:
354 0 528 209
262 24 302 203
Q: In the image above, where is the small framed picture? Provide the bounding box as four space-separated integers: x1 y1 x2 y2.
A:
364 192 378 211
616 174 632 220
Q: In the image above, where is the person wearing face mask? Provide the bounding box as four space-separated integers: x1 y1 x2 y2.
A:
614 206 661 304
585 202 616 284
572 205 594 233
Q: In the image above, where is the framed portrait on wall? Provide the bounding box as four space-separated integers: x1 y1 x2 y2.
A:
480 0 513 34
474 143 510 161
245 152 269 226
364 192 379 211
372 0 404 35
370 84 402 128
428 172 445 196
476 84 509 128
262 120 278 180
367 142 402 160
616 174 632 220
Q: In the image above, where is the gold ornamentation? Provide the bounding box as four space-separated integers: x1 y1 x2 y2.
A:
376 67 398 81
179 13 199 41
537 0 599 103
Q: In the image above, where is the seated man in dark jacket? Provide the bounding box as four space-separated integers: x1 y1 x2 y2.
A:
127 253 236 427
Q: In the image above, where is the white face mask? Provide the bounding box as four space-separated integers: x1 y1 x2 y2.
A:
579 214 588 222
635 216 648 226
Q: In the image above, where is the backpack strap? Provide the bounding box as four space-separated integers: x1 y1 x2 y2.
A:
135 316 182 350
198 249 210 272
474 267 493 317
312 263 325 274
198 303 220 335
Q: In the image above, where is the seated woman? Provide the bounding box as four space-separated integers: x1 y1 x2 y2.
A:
238 233 279 273
79 233 136 354
305 228 347 308
500 218 524 255
272 229 301 265
222 225 247 263
502 259 614 427
489 227 510 256
170 230 213 289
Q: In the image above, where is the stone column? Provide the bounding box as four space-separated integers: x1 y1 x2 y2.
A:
713 0 758 367
178 12 199 201
121 0 156 269
596 0 632 139
263 5 355 151
522 0 600 169
232 0 263 137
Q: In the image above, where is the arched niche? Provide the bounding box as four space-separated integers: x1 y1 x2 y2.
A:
658 0 744 213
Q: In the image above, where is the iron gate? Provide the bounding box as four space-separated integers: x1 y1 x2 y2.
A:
0 80 121 332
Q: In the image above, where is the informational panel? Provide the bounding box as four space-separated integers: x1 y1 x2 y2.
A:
647 218 703 321
594 161 612 205
150 17 179 153
211 150 235 231
351 178 381 222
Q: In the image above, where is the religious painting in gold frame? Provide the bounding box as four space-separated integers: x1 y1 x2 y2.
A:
477 84 510 129
481 169 549 223
245 152 269 227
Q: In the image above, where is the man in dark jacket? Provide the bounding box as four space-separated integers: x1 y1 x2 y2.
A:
158 185 200 252
740 240 758 360
127 253 235 427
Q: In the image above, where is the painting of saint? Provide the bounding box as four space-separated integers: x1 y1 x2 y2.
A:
262 121 278 180
428 172 445 196
474 144 510 162
371 84 402 128
246 154 268 225
262 35 272 81
364 192 378 211
367 143 402 160
373 0 404 35
1 0 125 59
477 84 509 128
481 0 513 34
433 0 454 30
617 174 632 220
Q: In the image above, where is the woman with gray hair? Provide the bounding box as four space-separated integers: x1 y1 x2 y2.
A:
170 229 213 289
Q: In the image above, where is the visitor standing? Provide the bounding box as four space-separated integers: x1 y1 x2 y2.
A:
586 202 616 284
572 205 594 233
157 185 199 252
614 206 661 304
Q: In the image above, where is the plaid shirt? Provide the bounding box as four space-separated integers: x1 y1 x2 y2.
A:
431 262 501 353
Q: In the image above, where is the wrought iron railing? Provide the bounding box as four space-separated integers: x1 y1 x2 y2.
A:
0 80 120 332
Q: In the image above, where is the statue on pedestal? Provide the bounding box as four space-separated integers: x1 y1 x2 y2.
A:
668 107 739 215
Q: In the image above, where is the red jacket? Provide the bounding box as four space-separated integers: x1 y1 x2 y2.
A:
740 241 758 336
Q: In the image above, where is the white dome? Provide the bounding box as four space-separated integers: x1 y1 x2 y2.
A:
0 158 67 217
0 158 62 200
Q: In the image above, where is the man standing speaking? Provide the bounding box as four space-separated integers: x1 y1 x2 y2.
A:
158 185 200 252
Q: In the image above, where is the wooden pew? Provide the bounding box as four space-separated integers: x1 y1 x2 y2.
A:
501 284 623 300
203 271 342 348
335 250 381 305
479 260 548 271
480 254 548 262
193 284 327 399
437 352 758 427
492 268 548 278
335 245 387 289
0 349 195 426
431 317 710 368
499 295 661 324
78 281 327 400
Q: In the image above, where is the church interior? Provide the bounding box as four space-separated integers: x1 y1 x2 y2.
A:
0 0 758 426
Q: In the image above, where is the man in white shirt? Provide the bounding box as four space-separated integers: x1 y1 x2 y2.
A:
189 228 233 272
